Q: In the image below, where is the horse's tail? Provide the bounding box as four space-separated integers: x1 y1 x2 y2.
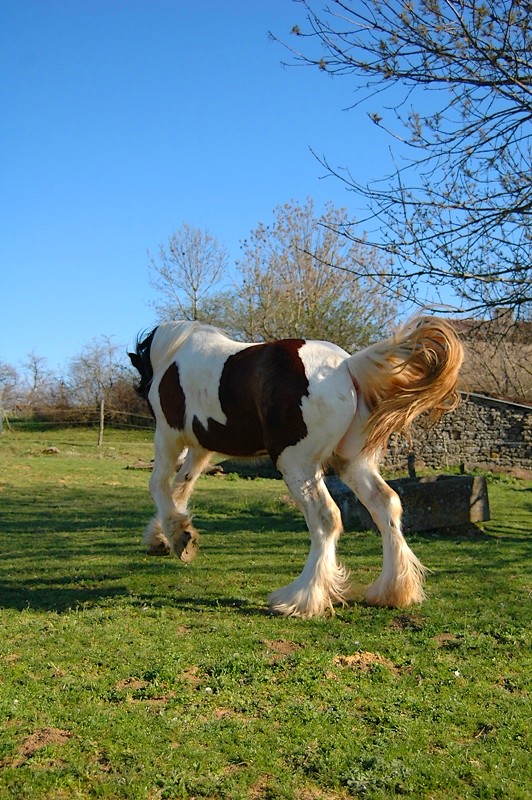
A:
129 321 198 400
347 316 464 454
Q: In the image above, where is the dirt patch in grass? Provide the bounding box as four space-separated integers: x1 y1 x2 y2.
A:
214 707 235 720
115 677 176 705
434 633 462 648
2 727 72 768
261 638 303 661
248 776 272 798
334 651 398 675
297 787 351 800
115 677 149 691
2 652 21 663
212 707 258 727
250 779 351 800
176 624 192 636
181 665 204 688
389 613 424 631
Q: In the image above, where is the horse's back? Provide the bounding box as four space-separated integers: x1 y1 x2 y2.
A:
150 326 357 464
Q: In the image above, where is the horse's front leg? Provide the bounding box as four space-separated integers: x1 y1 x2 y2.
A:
167 446 212 562
171 446 212 514
269 456 350 618
146 431 201 563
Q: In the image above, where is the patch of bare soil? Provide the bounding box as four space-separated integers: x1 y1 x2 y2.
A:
114 677 176 705
250 779 351 800
261 639 303 661
2 652 21 663
434 632 462 648
181 665 204 688
2 727 72 768
248 777 269 798
214 707 235 720
389 613 424 631
115 677 149 691
297 787 352 800
176 624 192 636
334 651 398 675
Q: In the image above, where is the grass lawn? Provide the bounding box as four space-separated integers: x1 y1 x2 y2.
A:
0 427 530 799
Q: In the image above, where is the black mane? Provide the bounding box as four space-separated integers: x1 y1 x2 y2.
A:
129 327 157 401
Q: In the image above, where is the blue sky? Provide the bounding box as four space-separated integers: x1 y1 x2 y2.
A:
2 0 397 375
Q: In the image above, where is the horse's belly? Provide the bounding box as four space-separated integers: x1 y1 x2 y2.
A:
191 413 267 458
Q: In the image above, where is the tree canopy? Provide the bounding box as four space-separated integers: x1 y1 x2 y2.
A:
150 200 397 351
228 198 396 350
274 0 532 319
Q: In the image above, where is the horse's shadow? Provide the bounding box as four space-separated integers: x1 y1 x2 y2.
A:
1 484 527 615
0 581 130 613
129 593 273 617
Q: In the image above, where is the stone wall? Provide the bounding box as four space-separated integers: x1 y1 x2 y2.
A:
384 393 532 472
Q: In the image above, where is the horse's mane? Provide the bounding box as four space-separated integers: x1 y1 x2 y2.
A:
130 327 157 400
148 320 202 375
133 320 233 395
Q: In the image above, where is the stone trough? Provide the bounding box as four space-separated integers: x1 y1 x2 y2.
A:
325 474 490 533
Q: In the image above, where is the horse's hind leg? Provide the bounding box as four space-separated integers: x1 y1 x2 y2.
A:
269 455 350 618
337 424 427 607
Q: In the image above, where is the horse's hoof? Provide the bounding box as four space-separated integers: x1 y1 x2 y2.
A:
175 529 199 563
146 541 171 556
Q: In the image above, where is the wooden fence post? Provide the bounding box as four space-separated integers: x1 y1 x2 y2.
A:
98 396 105 446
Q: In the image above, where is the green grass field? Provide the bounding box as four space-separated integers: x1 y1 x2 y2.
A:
0 427 530 799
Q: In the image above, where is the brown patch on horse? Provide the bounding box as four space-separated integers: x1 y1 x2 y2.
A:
192 339 309 464
159 362 186 430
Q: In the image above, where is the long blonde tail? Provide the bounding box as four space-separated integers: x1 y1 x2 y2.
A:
347 317 464 454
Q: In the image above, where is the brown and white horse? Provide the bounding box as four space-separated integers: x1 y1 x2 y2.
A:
130 317 463 618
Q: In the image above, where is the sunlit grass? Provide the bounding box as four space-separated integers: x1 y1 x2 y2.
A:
0 428 530 799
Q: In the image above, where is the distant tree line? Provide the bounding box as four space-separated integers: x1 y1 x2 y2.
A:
0 337 148 434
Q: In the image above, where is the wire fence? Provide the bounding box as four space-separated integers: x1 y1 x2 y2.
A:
3 406 155 432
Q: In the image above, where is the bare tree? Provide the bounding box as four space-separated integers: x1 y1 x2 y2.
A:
228 198 397 349
273 0 532 319
149 223 229 321
22 351 56 409
68 336 126 445
0 361 19 427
